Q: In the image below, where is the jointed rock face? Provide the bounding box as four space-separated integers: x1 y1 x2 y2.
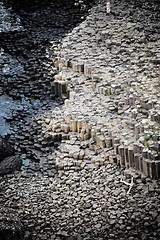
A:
0 0 160 239
51 0 160 179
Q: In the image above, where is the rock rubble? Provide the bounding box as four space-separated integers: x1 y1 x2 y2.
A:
0 165 159 239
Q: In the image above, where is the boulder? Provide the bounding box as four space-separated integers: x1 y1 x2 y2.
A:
0 155 22 175
0 137 15 162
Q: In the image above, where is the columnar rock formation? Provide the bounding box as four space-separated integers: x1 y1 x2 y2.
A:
1 0 159 178
47 0 160 179
0 1 159 239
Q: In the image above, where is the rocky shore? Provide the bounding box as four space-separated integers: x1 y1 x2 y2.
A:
0 0 95 175
0 0 160 239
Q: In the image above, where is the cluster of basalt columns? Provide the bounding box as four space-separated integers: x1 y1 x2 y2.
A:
48 103 160 179
50 49 160 179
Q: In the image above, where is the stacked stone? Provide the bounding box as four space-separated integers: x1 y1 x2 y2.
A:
50 0 160 179
49 66 160 178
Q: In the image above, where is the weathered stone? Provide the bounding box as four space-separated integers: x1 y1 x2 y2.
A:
70 120 77 132
0 155 22 175
109 155 117 164
105 137 112 148
128 147 135 168
119 145 125 165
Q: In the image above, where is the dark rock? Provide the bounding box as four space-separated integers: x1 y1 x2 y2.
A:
0 229 23 240
0 207 24 240
0 137 15 161
0 155 22 175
